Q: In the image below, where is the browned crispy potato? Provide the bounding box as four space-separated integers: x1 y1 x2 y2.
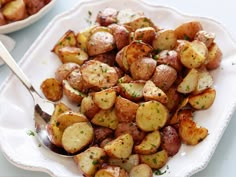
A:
194 30 215 48
125 41 152 67
62 122 94 154
52 30 77 55
81 60 119 88
55 62 80 83
104 133 134 158
94 127 113 143
87 29 115 56
164 86 182 112
119 82 145 101
179 117 208 145
2 0 26 21
130 57 157 80
129 164 153 177
177 68 199 94
92 88 117 110
74 147 106 177
136 101 169 132
134 130 161 155
91 108 118 130
205 43 222 70
140 150 168 169
24 0 45 15
93 51 116 66
152 29 177 51
175 21 203 40
115 122 145 145
80 95 100 119
151 64 177 91
115 96 138 122
108 24 130 50
143 80 168 104
155 50 182 72
124 16 156 32
95 166 129 177
134 27 156 44
58 46 88 65
189 88 216 110
109 154 140 173
96 8 118 26
178 40 208 69
118 74 133 84
47 102 71 147
161 126 181 156
0 13 7 26
115 46 128 72
0 0 12 5
40 78 63 102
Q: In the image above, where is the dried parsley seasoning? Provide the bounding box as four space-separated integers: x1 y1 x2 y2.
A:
27 130 35 136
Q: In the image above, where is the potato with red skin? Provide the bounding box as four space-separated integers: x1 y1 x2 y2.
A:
55 63 80 83
164 87 182 112
151 64 177 91
109 24 130 50
161 126 181 156
194 30 215 48
93 51 116 66
94 126 113 143
155 50 182 72
0 13 7 26
2 0 26 21
206 43 222 70
24 0 45 15
130 57 157 80
96 8 118 26
115 122 145 145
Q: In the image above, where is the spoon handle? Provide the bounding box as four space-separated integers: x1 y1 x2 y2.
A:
0 41 32 90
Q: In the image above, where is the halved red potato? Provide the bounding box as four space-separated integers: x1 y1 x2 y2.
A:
194 30 215 48
118 74 133 84
93 51 116 66
104 133 134 159
95 166 129 177
189 88 216 110
80 95 100 119
205 42 222 70
96 8 118 26
115 46 129 72
152 29 177 51
94 127 113 143
81 60 118 88
116 8 144 25
164 86 182 112
136 101 169 132
140 150 168 169
175 21 203 40
62 122 94 154
74 147 106 177
129 164 153 177
179 117 208 145
133 27 156 44
2 0 26 21
55 63 80 83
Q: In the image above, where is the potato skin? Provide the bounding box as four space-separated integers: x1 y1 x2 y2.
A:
55 63 80 83
161 126 181 156
96 8 118 26
94 126 113 143
130 57 157 80
151 64 177 91
2 0 26 21
206 43 222 70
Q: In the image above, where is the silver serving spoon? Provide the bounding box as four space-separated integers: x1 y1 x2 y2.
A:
0 41 72 157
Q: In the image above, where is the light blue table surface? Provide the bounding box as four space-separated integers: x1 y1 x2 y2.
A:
0 0 236 176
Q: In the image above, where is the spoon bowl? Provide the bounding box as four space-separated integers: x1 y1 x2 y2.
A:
0 41 72 157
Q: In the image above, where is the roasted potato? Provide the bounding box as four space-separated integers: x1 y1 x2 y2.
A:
52 30 77 55
133 27 156 44
152 29 177 51
95 166 129 177
143 80 168 104
81 60 119 89
108 24 130 50
24 0 45 15
124 16 156 32
91 108 118 130
136 101 169 131
164 86 182 112
151 64 177 91
115 46 129 72
93 51 116 66
194 30 215 48
140 150 168 169
2 0 26 21
40 78 63 102
92 88 117 110
130 57 157 80
118 74 133 84
62 122 94 154
175 21 203 40
62 80 86 104
104 133 134 158
189 88 216 110
80 95 100 119
0 13 7 26
179 117 208 145
205 42 222 70
115 122 145 145
58 46 88 65
134 130 161 155
96 8 118 26
129 164 153 177
109 154 140 172
94 127 113 143
55 62 80 83
161 126 181 156
116 8 144 25
119 82 145 101
115 96 139 123
74 147 106 177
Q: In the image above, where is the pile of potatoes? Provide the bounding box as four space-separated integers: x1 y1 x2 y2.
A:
0 0 51 26
40 8 222 177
